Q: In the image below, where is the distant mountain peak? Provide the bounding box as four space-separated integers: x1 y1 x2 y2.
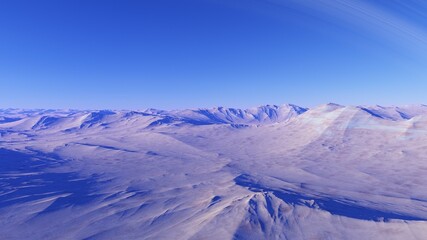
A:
3 104 427 132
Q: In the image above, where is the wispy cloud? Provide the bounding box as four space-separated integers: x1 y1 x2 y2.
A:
265 0 427 56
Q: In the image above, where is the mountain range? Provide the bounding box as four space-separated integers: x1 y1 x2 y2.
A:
1 103 427 239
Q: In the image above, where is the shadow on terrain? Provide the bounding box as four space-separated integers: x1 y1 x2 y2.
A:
234 174 426 221
0 148 100 212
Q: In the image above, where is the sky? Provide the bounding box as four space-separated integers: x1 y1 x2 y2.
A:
1 0 427 109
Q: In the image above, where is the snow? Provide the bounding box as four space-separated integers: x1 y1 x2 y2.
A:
1 104 427 239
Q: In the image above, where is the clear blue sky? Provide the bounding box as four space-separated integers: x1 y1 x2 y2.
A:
1 0 427 109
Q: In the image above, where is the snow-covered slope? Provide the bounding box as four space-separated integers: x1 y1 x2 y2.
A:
163 104 308 125
358 104 427 120
1 104 427 239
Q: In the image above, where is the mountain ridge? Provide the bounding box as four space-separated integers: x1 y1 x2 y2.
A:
2 104 427 132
